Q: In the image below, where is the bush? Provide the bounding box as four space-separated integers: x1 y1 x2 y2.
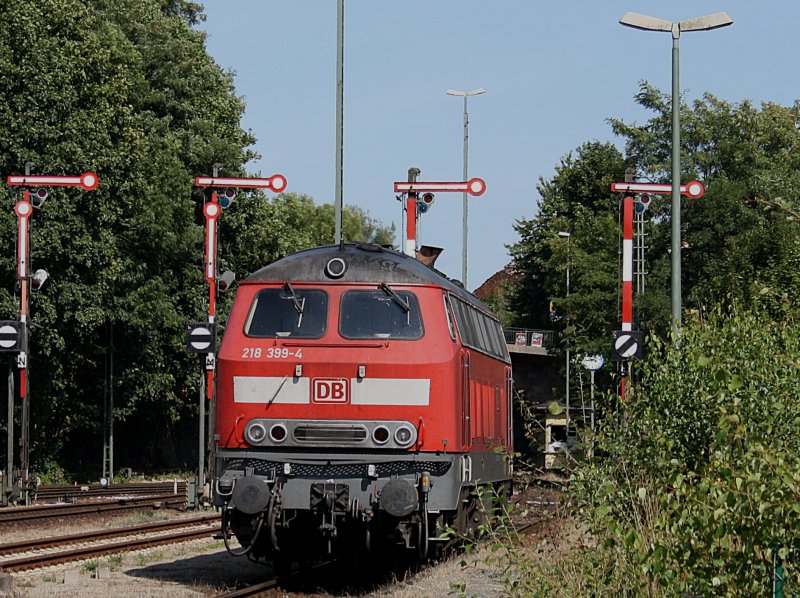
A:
571 306 800 596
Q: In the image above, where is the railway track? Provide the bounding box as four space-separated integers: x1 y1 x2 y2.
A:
33 480 187 502
0 514 220 572
215 579 279 597
0 493 187 525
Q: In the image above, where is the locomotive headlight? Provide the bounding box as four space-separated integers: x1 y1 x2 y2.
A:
269 423 288 443
394 424 415 447
372 425 390 445
246 422 267 444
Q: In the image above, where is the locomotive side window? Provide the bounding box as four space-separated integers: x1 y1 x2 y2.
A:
340 288 423 340
450 298 475 346
443 295 457 341
245 288 328 338
449 295 510 363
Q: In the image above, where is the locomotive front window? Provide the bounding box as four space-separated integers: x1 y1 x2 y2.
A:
245 288 328 338
339 288 423 340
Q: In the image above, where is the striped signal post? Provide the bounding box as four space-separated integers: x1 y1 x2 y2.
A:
192 170 287 501
610 179 705 333
393 174 486 265
193 172 288 393
6 170 100 503
611 179 704 399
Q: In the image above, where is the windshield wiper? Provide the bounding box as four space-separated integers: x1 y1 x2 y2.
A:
379 283 410 313
283 282 305 328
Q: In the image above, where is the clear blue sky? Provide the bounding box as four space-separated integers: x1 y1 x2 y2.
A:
199 1 797 291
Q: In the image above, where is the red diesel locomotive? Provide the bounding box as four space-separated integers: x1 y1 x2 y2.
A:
212 242 512 564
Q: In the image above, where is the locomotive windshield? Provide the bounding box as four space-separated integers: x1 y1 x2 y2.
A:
339 288 423 340
245 288 328 338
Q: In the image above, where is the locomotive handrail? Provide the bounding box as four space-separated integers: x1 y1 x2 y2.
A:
282 341 388 349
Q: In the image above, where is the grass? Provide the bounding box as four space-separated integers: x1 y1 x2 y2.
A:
136 551 165 567
82 559 100 573
107 554 124 570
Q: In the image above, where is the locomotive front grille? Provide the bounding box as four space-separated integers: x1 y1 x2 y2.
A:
222 457 452 479
293 424 368 444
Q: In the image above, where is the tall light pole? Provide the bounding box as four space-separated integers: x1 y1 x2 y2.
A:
619 11 732 334
334 0 344 245
446 87 485 288
558 231 571 436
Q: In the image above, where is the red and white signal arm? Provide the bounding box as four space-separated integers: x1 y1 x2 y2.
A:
610 180 705 199
394 177 487 197
194 174 287 193
14 200 32 279
203 199 221 281
7 171 99 191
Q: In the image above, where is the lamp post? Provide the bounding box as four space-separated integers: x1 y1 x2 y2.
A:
446 87 485 288
334 0 344 245
619 11 732 334
558 231 571 436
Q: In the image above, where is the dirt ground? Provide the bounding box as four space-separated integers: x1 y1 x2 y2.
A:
5 537 510 598
2 483 562 597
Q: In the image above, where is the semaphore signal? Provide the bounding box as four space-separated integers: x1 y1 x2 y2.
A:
394 174 487 258
393 177 486 196
7 171 99 191
5 166 100 504
194 174 287 193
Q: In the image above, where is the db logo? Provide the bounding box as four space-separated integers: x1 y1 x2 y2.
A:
312 378 349 403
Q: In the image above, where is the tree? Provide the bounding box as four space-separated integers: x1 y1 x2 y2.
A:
0 0 240 474
0 1 396 477
509 84 800 359
508 141 629 356
609 83 800 324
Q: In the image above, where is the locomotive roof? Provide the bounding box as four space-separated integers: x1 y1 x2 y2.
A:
245 243 492 313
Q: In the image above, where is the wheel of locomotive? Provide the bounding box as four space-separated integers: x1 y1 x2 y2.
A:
459 485 493 540
492 480 513 522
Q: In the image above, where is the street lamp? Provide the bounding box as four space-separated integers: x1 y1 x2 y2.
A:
558 231 571 437
619 11 732 334
446 87 486 288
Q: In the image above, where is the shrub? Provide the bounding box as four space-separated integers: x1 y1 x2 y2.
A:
572 306 800 595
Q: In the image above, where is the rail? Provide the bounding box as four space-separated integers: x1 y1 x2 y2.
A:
0 493 187 524
34 480 186 502
0 516 218 572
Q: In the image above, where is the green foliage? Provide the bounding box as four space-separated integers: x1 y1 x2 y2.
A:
572 306 800 595
508 84 800 414
508 141 628 352
0 0 393 476
0 0 244 473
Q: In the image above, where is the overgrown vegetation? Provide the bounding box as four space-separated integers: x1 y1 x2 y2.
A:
468 307 800 596
569 307 800 595
484 84 800 595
